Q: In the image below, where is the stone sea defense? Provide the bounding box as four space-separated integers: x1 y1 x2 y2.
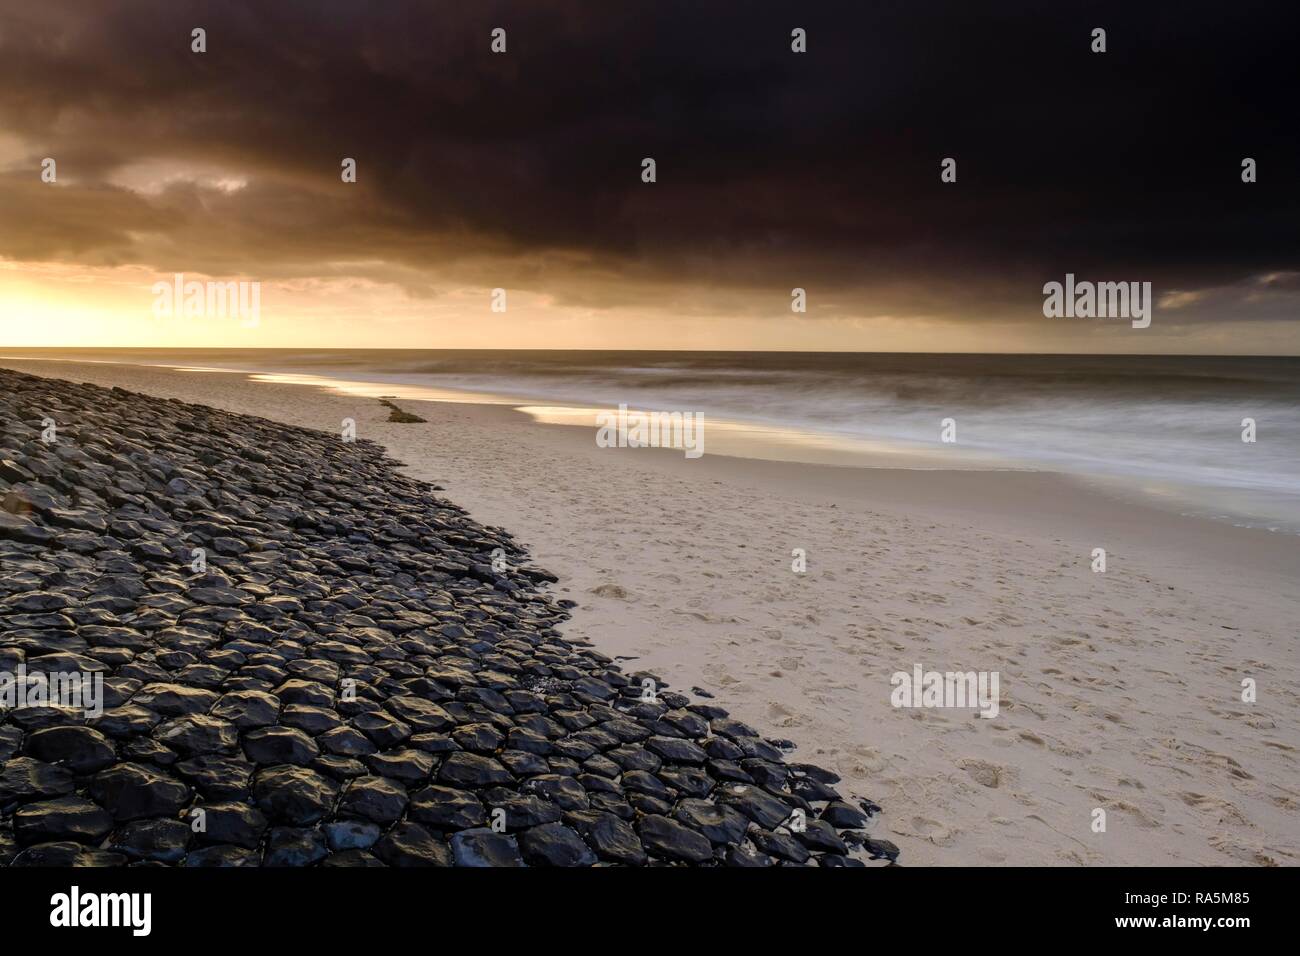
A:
0 368 889 866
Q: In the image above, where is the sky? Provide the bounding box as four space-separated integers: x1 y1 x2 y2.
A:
0 0 1297 353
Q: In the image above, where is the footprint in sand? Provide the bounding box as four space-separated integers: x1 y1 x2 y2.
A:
1097 797 1164 830
1207 835 1280 866
1179 792 1247 824
766 701 802 727
958 758 1012 789
906 816 955 846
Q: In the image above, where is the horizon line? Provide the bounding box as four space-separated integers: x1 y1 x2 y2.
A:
3 346 1298 359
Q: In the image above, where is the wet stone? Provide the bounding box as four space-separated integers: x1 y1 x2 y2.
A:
527 774 589 811
409 785 486 830
582 754 621 779
210 690 280 729
90 763 190 821
311 755 369 781
438 752 512 788
185 845 261 867
131 683 219 717
627 792 672 816
672 798 750 845
741 759 788 788
374 821 453 867
748 828 810 864
638 814 713 864
14 796 114 845
193 802 267 849
659 766 713 798
273 679 334 708
711 717 760 740
590 796 634 827
351 712 410 748
325 819 382 851
11 591 72 613
91 705 162 740
242 726 320 766
174 755 255 800
645 735 708 765
10 842 127 867
797 819 849 854
318 726 376 757
607 745 660 773
154 715 240 756
4 705 86 732
339 775 408 825
718 784 793 830
570 811 647 866
863 837 901 862
820 800 870 829
504 726 551 755
365 748 434 783
408 732 458 755
385 696 456 732
791 776 841 803
107 818 192 863
484 791 562 830
23 726 117 775
322 849 385 867
519 822 598 867
252 766 337 826
0 758 76 805
0 726 21 761
498 750 548 776
725 842 775 867
280 704 341 734
264 827 329 867
449 828 524 867
621 769 671 801
452 722 505 753
121 737 180 767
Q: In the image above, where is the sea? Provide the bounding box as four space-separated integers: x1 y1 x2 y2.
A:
5 349 1299 533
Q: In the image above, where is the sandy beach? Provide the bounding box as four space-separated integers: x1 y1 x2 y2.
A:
4 356 1298 867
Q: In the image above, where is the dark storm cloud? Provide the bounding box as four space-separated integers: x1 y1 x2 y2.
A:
0 0 1296 321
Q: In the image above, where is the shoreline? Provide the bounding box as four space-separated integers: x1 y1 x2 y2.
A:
4 357 1299 866
7 350 1298 537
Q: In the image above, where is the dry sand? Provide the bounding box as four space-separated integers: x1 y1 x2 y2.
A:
6 357 1298 866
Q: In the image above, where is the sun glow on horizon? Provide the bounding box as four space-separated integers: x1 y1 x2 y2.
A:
2 259 1299 355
